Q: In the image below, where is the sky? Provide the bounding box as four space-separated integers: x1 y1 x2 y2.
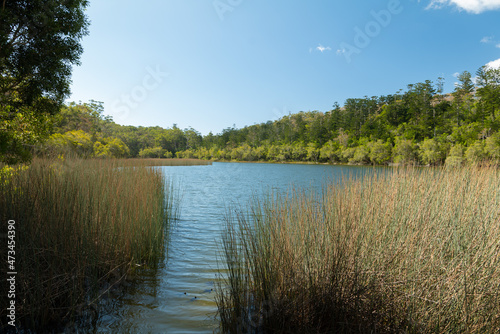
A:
68 0 500 135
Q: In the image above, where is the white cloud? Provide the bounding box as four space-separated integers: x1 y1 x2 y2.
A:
481 36 493 43
486 58 500 69
427 0 500 13
316 44 332 53
336 48 346 55
496 43 500 48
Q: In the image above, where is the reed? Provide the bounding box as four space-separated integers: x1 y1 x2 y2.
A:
0 157 175 331
217 166 500 333
115 158 212 167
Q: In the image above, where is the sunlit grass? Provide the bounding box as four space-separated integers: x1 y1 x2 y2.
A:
116 158 212 167
217 166 500 333
0 157 176 331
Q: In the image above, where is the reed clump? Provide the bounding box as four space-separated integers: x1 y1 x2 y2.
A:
0 157 174 331
116 158 212 167
217 166 500 333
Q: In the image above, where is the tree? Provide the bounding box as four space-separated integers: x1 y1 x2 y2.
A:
0 0 89 163
138 147 166 159
319 140 341 163
419 138 443 165
306 143 319 162
465 141 486 164
476 66 500 132
367 140 392 165
445 144 464 167
349 145 370 164
393 137 417 165
452 71 475 127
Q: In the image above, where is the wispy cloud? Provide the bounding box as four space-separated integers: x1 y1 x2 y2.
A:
316 44 332 53
481 36 493 43
496 43 500 48
486 58 500 69
427 0 500 13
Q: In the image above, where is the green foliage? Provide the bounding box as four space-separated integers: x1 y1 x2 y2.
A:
319 140 341 163
367 140 392 165
139 146 167 159
172 65 498 166
419 138 444 165
485 132 500 161
0 105 52 163
94 137 130 158
0 1 89 164
24 64 500 166
306 142 319 162
350 145 370 164
393 138 417 165
445 144 464 167
465 141 486 164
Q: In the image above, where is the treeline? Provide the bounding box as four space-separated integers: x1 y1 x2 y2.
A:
35 100 203 159
178 66 500 166
38 65 500 166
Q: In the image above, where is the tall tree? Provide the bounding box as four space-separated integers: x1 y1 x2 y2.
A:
476 66 500 132
0 0 89 163
452 71 475 127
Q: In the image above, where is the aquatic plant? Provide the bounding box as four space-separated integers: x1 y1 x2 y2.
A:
217 166 500 333
0 158 175 331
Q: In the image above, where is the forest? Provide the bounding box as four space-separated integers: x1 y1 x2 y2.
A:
34 66 500 166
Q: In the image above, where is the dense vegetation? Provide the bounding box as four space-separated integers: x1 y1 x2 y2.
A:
183 67 500 166
0 0 89 164
0 158 176 331
217 167 500 333
33 100 204 160
36 66 500 166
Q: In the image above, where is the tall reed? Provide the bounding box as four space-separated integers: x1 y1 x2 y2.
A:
217 167 500 333
115 158 212 167
0 158 175 331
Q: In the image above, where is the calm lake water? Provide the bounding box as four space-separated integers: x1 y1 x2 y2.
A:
95 162 374 333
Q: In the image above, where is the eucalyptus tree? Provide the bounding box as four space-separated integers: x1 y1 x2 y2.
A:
0 0 89 163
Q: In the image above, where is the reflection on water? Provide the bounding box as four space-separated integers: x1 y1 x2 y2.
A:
94 162 375 333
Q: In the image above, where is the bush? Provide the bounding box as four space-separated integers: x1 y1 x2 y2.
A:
419 138 444 165
367 140 392 165
393 138 417 165
445 144 464 167
465 141 486 164
138 146 166 158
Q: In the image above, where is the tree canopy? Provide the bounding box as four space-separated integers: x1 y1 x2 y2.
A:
0 0 89 164
37 65 500 167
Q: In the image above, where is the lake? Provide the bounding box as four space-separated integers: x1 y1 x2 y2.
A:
94 162 374 333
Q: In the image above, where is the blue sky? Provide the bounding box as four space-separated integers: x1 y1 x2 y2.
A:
69 0 500 135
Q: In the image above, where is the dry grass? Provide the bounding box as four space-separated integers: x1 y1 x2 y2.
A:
0 157 175 331
217 166 500 333
115 158 212 167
